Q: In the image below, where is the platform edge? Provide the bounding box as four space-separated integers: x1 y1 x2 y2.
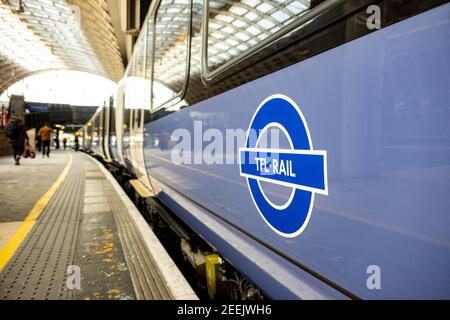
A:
84 154 199 300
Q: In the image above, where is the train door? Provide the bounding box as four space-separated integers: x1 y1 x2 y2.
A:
123 75 134 173
108 95 119 163
102 99 112 162
99 107 104 158
115 81 126 167
129 20 152 188
142 0 191 190
94 110 100 154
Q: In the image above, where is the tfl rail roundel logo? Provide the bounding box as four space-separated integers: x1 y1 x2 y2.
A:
239 94 328 237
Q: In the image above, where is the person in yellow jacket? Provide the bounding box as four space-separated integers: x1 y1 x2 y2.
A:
38 123 53 158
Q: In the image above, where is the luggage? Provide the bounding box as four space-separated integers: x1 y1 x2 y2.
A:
22 144 36 159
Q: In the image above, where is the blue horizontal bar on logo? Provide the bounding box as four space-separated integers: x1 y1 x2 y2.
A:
239 148 328 195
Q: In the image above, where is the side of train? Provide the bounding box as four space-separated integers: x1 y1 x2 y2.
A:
80 0 450 299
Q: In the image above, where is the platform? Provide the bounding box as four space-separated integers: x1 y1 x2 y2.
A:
0 150 197 300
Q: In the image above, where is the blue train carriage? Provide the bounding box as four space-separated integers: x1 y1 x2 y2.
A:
85 99 112 161
114 25 154 189
100 97 114 164
88 105 103 159
100 0 450 299
81 120 92 152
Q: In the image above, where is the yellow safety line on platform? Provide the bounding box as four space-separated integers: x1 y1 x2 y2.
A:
0 152 73 272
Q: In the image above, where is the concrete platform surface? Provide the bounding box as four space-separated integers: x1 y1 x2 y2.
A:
0 150 68 223
0 150 197 300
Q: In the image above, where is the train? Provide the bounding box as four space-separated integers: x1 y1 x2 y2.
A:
79 0 450 299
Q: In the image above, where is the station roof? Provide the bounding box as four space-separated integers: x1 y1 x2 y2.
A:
0 0 124 94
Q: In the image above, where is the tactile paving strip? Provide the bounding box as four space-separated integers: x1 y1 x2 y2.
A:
0 152 175 300
0 154 85 300
103 179 172 300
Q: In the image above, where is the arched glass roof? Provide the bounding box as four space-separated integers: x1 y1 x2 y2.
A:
0 0 124 94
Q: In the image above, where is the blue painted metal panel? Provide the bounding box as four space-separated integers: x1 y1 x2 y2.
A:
157 184 348 299
143 5 450 299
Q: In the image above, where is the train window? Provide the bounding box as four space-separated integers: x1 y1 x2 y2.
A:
127 30 148 112
151 0 191 112
136 24 149 129
203 0 339 80
123 22 149 135
145 15 153 104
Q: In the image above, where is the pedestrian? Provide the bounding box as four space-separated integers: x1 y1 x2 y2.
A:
74 135 79 152
38 122 53 158
0 105 5 128
5 115 29 166
36 135 41 152
63 137 67 150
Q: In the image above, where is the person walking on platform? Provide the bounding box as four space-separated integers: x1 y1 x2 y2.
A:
62 137 67 150
74 135 79 152
38 122 53 158
36 135 41 152
5 115 29 166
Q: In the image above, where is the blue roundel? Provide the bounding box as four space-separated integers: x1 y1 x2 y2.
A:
239 95 328 237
